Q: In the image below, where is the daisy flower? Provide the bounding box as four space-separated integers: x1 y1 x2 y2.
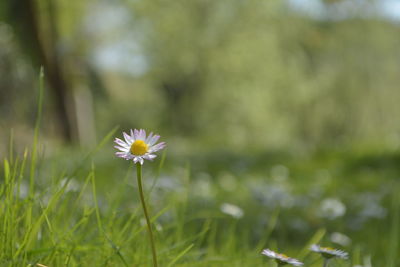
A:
115 129 166 267
114 129 166 165
262 249 304 266
310 244 349 259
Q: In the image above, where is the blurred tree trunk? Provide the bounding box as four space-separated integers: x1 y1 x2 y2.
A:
162 72 204 134
5 0 74 142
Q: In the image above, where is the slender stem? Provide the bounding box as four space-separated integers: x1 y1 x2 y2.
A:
323 258 329 267
136 164 158 267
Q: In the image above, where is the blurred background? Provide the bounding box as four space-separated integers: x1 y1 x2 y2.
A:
1 0 400 151
1 0 400 265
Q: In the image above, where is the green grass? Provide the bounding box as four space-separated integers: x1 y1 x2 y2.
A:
1 71 399 266
1 134 400 266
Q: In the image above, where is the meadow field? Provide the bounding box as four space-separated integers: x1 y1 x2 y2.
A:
1 0 400 266
1 90 399 266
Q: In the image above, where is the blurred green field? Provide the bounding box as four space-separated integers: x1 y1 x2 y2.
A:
1 125 399 266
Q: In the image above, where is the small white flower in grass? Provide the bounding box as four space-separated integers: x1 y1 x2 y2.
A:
319 198 346 219
114 129 166 165
115 129 165 267
220 203 244 219
330 232 351 246
310 244 349 259
262 249 304 266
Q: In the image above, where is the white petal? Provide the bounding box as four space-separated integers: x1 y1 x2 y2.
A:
262 249 276 258
130 129 136 141
133 129 139 140
143 154 156 160
138 157 144 165
123 132 132 143
149 142 166 153
115 138 129 147
114 145 129 152
148 135 160 146
145 132 154 144
289 259 303 266
115 152 129 159
138 129 146 140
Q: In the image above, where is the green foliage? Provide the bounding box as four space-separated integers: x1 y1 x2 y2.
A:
1 0 400 149
1 130 400 266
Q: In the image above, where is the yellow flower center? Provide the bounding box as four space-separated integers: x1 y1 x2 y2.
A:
130 140 149 156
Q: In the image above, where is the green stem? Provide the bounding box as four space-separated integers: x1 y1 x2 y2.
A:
323 258 329 267
136 164 158 267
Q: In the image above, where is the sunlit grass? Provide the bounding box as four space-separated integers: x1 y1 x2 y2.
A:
1 134 400 266
0 71 399 266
